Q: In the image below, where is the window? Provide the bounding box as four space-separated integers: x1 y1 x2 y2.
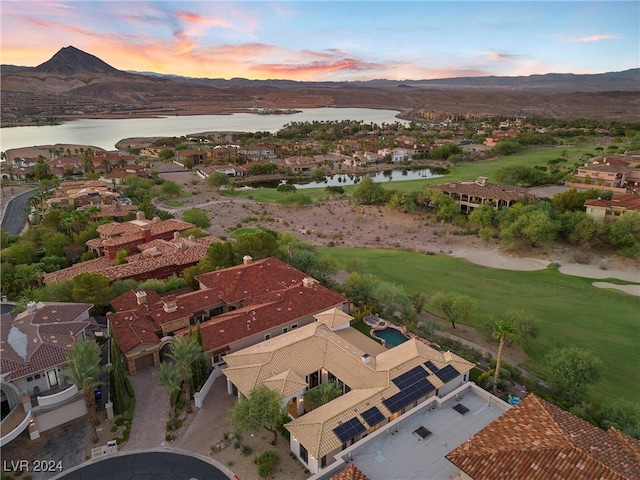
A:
264 333 271 340
291 324 298 330
27 377 33 382
282 327 288 334
321 456 327 468
300 444 308 463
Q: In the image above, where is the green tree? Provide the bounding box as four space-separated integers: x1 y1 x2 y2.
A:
545 346 603 406
182 208 212 229
190 324 209 394
204 171 231 191
492 320 517 395
500 206 561 247
109 328 128 415
72 272 112 306
63 337 106 443
114 249 129 265
230 386 285 445
154 361 182 431
159 148 175 160
2 242 40 265
303 381 342 412
352 176 385 205
468 203 497 227
160 180 182 197
168 335 205 414
234 230 279 260
608 211 640 257
276 183 297 194
429 291 476 329
206 241 236 269
342 271 379 310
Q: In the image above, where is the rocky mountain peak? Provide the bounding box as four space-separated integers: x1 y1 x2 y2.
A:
32 45 121 75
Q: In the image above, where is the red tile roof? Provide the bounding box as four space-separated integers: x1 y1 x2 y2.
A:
178 279 347 352
330 464 369 480
446 394 640 480
584 194 640 211
44 236 219 284
432 179 529 202
110 257 347 356
195 257 307 303
0 303 97 381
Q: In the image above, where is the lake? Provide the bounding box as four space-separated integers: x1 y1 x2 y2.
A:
0 108 408 153
291 167 444 188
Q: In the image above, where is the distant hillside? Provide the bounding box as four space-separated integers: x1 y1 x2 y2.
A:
2 46 638 122
132 68 640 93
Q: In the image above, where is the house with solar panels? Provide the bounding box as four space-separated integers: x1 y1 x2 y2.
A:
222 309 474 474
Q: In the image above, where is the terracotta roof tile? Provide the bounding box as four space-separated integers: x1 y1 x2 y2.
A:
446 394 640 480
330 464 369 480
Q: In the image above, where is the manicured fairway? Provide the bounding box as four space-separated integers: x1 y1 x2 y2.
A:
321 247 640 404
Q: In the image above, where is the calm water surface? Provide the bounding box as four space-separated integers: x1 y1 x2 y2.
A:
1 108 407 153
291 167 443 188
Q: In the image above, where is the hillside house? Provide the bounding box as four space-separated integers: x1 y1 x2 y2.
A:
565 155 640 193
431 177 530 213
108 256 348 374
223 310 474 475
584 193 640 222
44 233 220 285
0 302 100 446
85 211 194 259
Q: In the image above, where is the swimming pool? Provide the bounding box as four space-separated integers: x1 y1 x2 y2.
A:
373 327 409 347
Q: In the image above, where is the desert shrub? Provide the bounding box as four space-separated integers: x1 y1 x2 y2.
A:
255 450 280 478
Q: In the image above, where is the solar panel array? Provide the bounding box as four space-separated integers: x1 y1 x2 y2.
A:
360 406 385 427
384 365 436 414
424 360 439 374
435 364 459 383
333 417 366 443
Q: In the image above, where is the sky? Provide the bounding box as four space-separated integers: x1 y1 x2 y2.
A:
1 1 638 81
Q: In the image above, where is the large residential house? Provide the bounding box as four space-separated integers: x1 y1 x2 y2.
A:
584 193 640 222
431 177 530 213
565 155 640 193
446 394 640 480
108 256 348 374
85 211 194 259
283 156 321 173
238 144 278 162
46 180 120 209
0 302 101 446
223 311 474 475
43 233 220 285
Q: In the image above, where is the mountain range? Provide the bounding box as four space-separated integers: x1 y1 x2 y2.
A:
2 46 639 122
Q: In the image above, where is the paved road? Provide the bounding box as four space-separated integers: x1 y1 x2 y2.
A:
54 450 232 480
1 188 35 234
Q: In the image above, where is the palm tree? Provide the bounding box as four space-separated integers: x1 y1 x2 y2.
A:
492 320 517 395
155 361 182 431
168 335 204 414
63 337 106 443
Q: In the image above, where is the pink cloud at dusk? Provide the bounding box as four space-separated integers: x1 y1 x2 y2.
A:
577 34 618 43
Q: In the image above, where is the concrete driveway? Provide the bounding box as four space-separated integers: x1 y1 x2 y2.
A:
122 366 170 451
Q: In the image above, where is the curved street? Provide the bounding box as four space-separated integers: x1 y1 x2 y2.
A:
1 188 35 235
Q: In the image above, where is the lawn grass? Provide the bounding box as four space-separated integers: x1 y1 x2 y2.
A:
321 247 640 404
163 200 184 207
221 145 598 202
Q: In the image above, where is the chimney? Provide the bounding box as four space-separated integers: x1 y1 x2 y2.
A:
141 225 152 243
476 176 488 186
163 296 178 313
243 255 253 265
173 231 181 240
302 277 315 288
27 301 38 313
189 235 195 242
361 353 371 364
136 211 145 221
135 290 147 305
